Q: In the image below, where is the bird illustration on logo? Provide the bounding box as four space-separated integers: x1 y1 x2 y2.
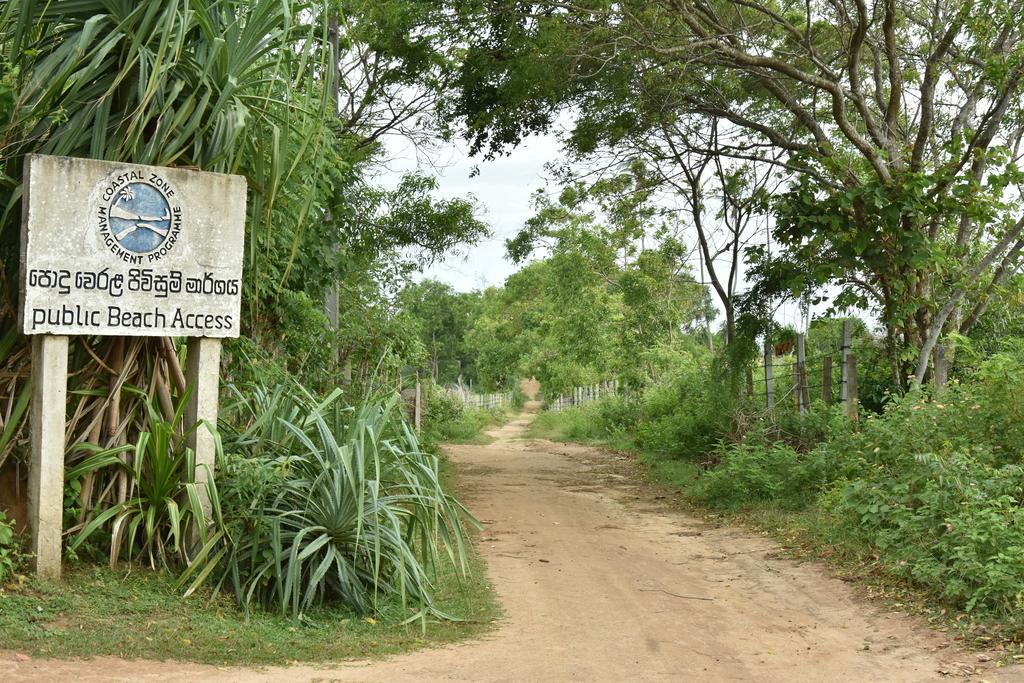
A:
108 182 172 254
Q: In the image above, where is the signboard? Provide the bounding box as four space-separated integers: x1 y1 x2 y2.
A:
19 155 246 337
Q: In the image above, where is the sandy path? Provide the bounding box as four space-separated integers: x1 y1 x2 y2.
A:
5 407 1024 682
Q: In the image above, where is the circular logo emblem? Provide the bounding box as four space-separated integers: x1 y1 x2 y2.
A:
107 181 173 254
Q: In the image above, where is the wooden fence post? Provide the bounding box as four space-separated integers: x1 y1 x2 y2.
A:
801 364 811 411
822 356 833 405
845 353 859 422
796 333 809 413
793 363 801 412
764 338 775 416
745 367 754 397
839 319 856 405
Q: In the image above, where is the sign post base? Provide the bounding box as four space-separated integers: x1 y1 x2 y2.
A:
185 337 221 517
28 334 68 580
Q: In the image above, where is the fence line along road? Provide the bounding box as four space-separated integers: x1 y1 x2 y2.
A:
755 320 860 421
548 379 619 412
444 385 514 411
545 320 866 421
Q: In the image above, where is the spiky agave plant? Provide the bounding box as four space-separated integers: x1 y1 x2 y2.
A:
66 387 219 569
181 387 475 623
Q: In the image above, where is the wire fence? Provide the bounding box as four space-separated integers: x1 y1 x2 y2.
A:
747 319 861 421
547 379 620 412
441 384 514 410
395 372 514 436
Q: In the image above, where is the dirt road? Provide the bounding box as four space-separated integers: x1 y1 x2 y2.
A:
6 407 1024 682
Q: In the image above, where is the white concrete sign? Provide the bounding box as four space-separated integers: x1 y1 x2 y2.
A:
19 155 246 337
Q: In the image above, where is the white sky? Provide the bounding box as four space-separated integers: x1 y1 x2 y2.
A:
381 133 563 292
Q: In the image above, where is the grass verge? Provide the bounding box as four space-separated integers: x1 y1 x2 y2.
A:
0 456 500 666
426 407 510 446
0 553 497 665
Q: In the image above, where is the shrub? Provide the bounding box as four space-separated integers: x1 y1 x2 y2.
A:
529 408 587 441
67 389 217 570
591 395 642 437
773 402 852 453
531 395 638 446
693 440 820 509
634 363 733 459
965 345 1024 461
556 406 610 442
182 384 473 623
825 449 1024 618
421 388 497 446
511 384 529 409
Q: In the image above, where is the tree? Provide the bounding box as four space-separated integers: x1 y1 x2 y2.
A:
641 120 780 345
447 0 1024 387
471 188 709 392
0 0 490 470
468 266 551 391
396 280 483 384
331 1 473 156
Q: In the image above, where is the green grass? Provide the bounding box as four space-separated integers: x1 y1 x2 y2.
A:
445 428 496 445
524 410 574 441
636 450 701 490
0 544 499 665
426 408 509 445
0 449 501 665
527 407 636 453
528 408 606 443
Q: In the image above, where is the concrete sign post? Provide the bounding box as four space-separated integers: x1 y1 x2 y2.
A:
28 335 68 580
19 155 246 578
186 337 222 517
